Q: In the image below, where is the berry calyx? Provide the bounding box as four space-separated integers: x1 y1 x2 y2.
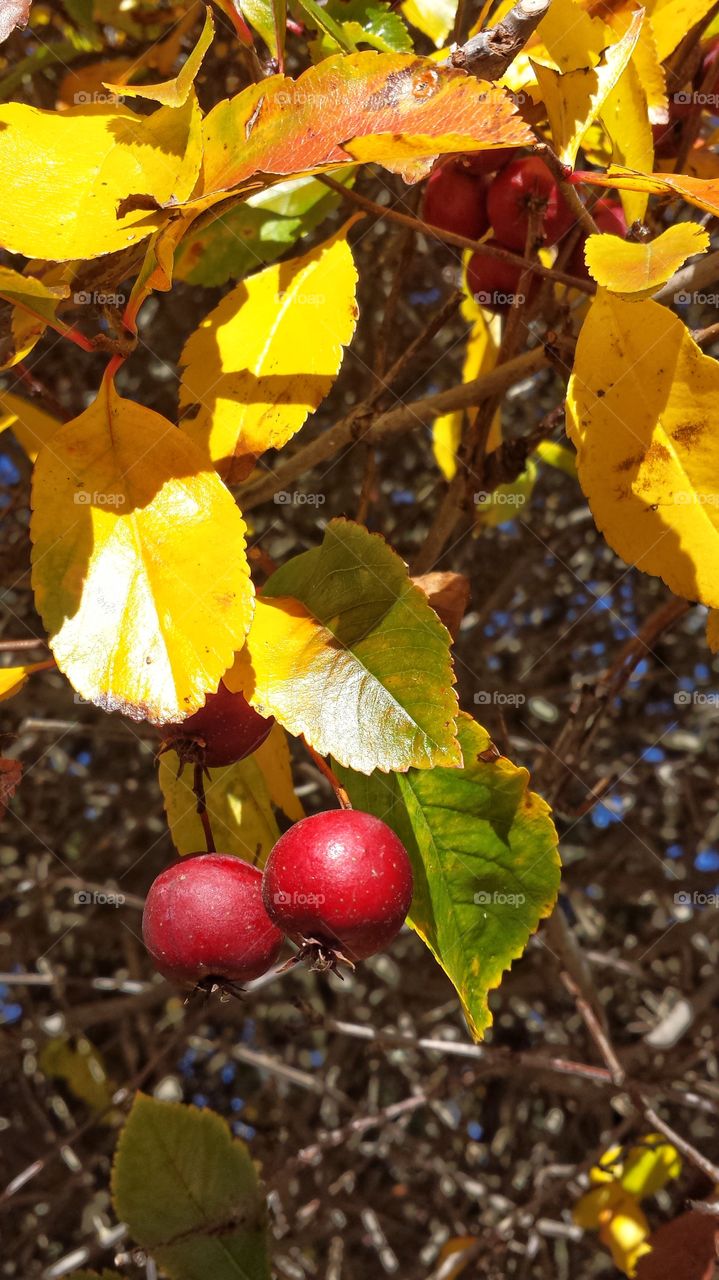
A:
262 810 413 971
422 160 489 241
142 853 283 991
161 680 273 769
466 244 539 314
487 156 573 251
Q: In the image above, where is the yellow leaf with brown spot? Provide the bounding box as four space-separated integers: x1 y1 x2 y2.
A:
584 222 709 297
567 291 719 609
30 374 254 724
104 7 214 106
0 95 202 261
179 226 359 483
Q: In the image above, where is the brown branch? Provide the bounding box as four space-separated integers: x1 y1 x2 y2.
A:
446 0 551 80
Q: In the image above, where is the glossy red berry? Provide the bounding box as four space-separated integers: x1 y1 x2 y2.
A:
143 854 283 990
568 199 627 280
262 810 413 969
466 244 539 314
458 147 520 177
487 156 574 251
161 680 273 769
422 160 489 240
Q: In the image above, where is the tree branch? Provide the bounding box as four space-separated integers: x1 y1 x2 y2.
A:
446 0 551 80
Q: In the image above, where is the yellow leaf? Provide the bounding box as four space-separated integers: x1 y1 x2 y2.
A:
253 722 304 823
531 9 643 166
158 750 281 866
40 1035 115 1117
585 222 709 297
0 95 202 261
104 7 214 106
600 1196 651 1276
537 0 610 72
649 0 717 60
30 373 254 723
402 0 458 46
619 1134 682 1197
432 308 501 481
629 20 668 125
0 391 62 461
567 292 719 609
345 117 523 168
600 62 653 222
179 225 359 482
0 662 49 702
0 265 71 370
535 439 577 477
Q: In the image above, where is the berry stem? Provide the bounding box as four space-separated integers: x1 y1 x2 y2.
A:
193 762 216 853
301 739 352 810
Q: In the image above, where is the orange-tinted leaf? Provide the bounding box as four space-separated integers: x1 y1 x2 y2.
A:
575 166 719 218
200 53 534 195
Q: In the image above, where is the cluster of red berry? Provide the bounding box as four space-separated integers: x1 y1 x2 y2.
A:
143 686 414 993
421 150 626 311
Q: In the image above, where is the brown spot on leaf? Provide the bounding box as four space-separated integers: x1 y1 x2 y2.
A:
672 423 704 447
365 66 416 111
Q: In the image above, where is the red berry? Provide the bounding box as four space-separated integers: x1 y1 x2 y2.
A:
458 147 520 177
262 810 413 969
487 156 574 251
466 244 538 314
700 36 719 88
143 854 283 989
568 199 627 280
161 680 273 769
422 161 489 240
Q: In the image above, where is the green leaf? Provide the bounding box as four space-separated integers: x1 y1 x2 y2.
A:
297 0 357 50
174 173 350 287
227 519 461 774
112 1094 270 1280
335 713 561 1038
241 0 286 62
40 1035 115 1116
158 748 281 866
313 0 413 53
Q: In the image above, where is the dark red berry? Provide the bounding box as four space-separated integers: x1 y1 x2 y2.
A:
466 244 539 314
458 147 520 177
143 854 283 989
262 810 413 969
487 156 574 251
422 160 489 240
161 680 273 769
568 199 627 280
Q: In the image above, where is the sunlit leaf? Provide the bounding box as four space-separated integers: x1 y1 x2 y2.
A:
104 7 214 105
432 307 500 481
159 749 281 866
112 1094 269 1280
0 265 71 369
649 0 716 60
0 661 49 701
0 0 31 42
0 390 62 460
179 225 359 482
574 165 719 219
531 9 643 166
30 373 254 723
199 52 534 196
402 0 457 47
226 519 461 774
584 222 709 297
254 722 304 821
599 61 653 223
336 713 561 1038
567 292 719 609
0 95 202 260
